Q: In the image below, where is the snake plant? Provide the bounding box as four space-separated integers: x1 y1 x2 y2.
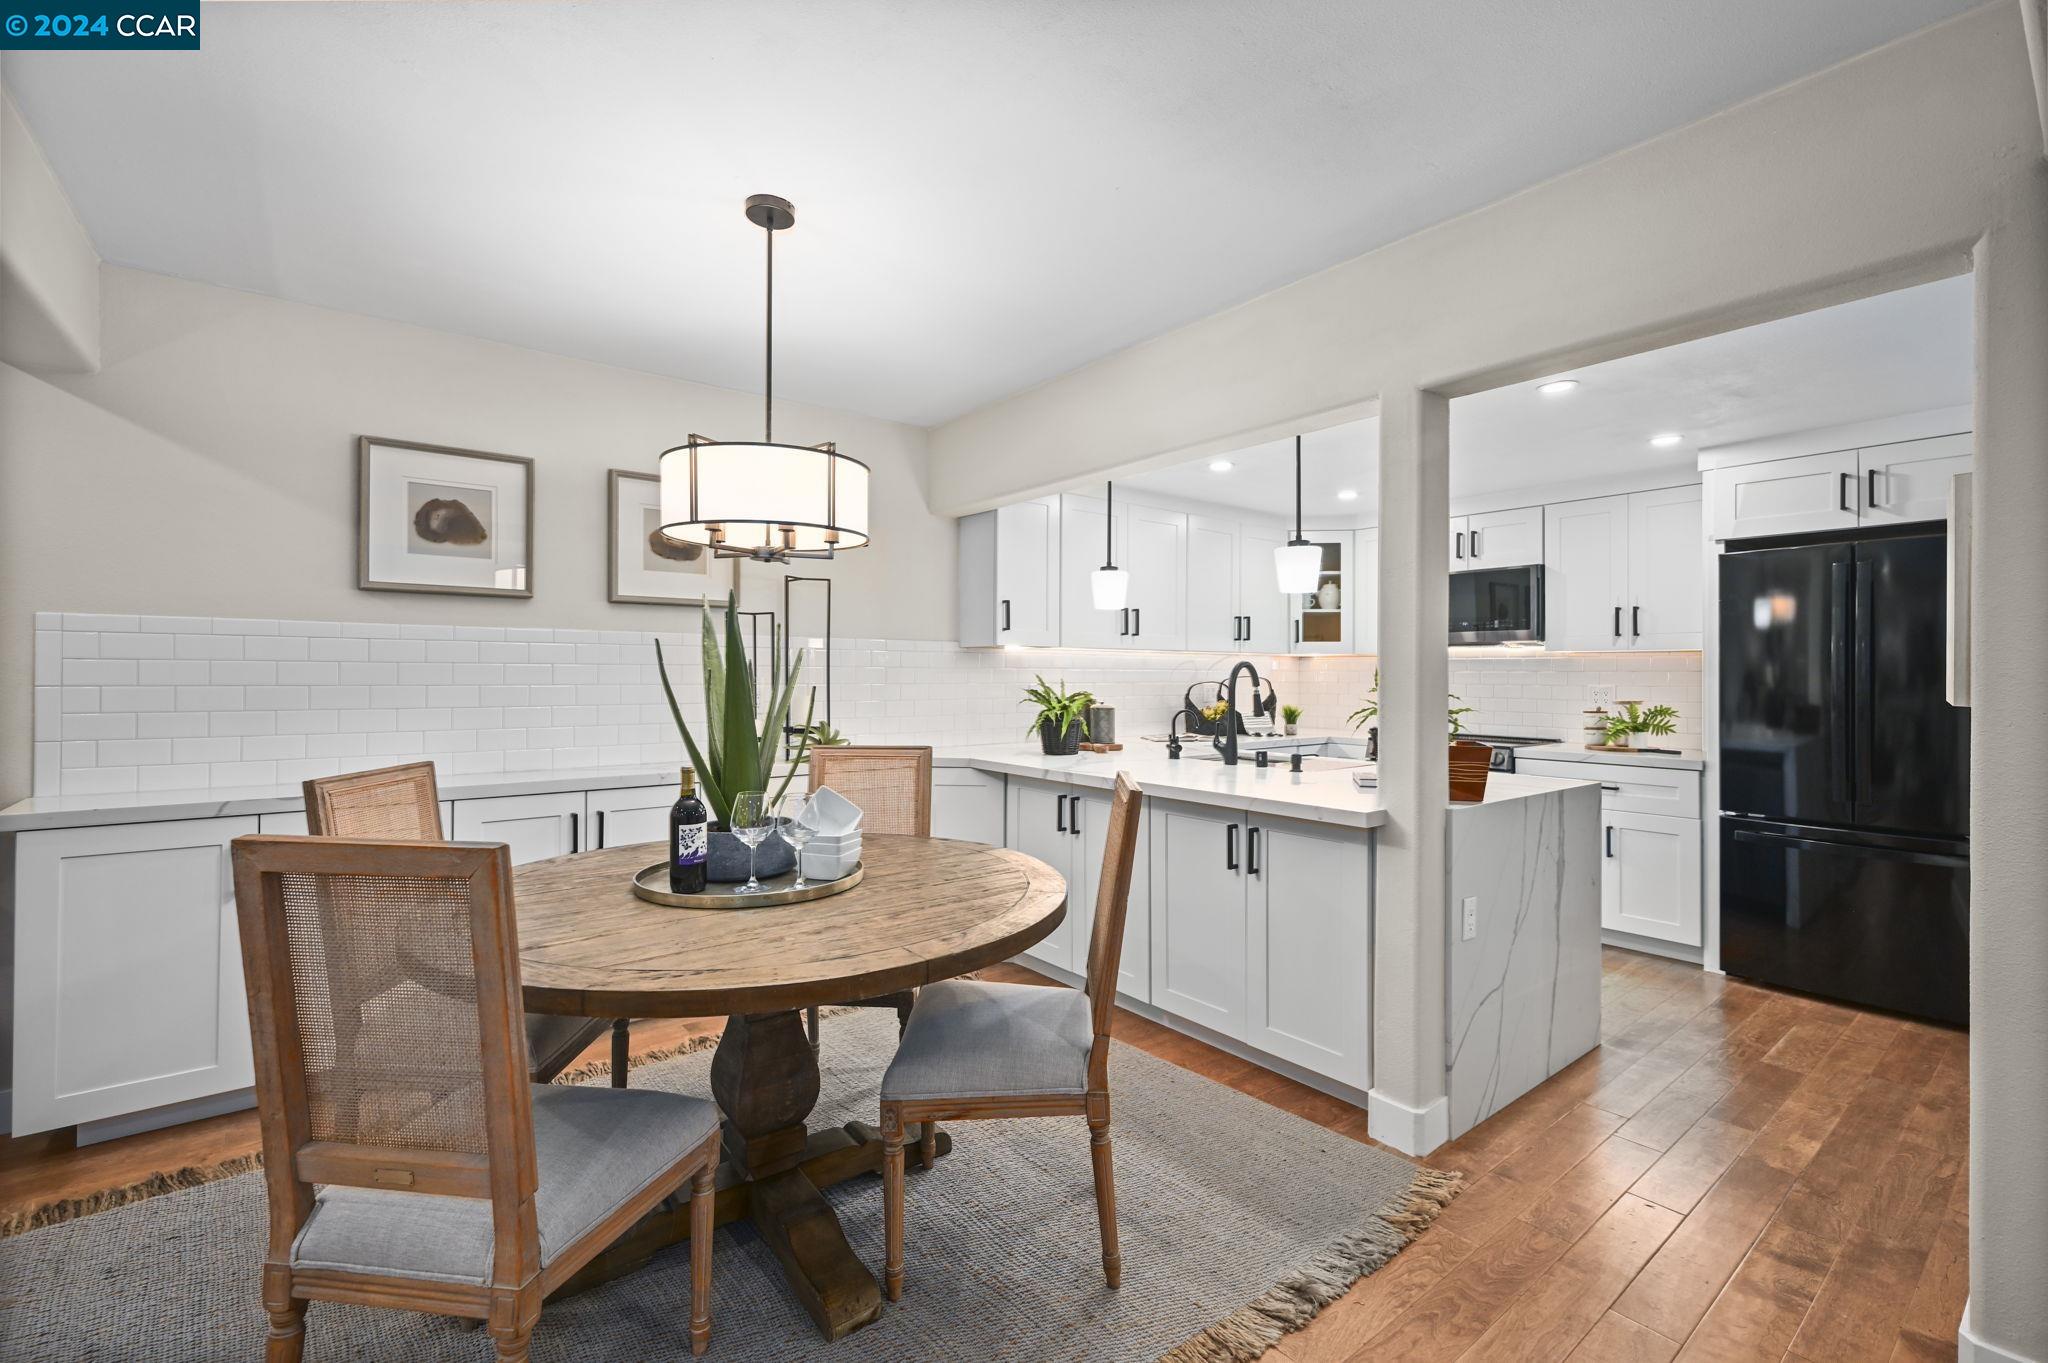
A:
655 597 815 827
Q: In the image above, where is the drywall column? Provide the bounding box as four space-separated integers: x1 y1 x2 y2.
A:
1963 163 2048 1363
1367 385 1452 1154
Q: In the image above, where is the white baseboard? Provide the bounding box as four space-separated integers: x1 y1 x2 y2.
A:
1367 1088 1451 1157
1961 1300 2043 1363
75 1087 255 1147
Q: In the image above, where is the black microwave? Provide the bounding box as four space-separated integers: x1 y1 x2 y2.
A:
1449 564 1545 645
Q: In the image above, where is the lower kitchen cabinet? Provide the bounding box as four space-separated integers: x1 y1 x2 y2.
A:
584 783 678 851
1601 809 1703 947
257 801 454 836
1075 786 1150 1003
449 790 589 863
12 816 258 1134
1245 819 1371 1087
1008 778 1083 972
1149 802 1248 1036
932 766 1005 845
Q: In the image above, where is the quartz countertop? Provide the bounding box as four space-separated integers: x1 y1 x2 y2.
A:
1515 742 1707 772
0 742 1597 835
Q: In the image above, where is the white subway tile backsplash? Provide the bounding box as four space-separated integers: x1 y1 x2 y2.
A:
28 610 1705 797
61 740 96 768
63 767 139 794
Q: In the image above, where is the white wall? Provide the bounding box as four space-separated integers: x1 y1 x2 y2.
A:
0 266 955 805
0 90 99 372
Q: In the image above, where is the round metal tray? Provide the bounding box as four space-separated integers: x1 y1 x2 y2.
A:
630 860 863 909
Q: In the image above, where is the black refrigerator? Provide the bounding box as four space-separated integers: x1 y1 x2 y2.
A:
1718 529 1968 1026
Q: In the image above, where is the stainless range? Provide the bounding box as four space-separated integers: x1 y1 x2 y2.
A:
1454 733 1559 773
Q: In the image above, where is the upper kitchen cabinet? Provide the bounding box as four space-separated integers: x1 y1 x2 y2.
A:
1708 434 1972 541
1450 505 1544 569
1544 485 1703 651
1289 531 1355 654
1058 493 1187 651
958 494 1061 647
1859 433 1972 526
1189 515 1292 654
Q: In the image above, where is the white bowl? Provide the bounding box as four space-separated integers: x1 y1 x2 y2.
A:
802 786 864 836
802 844 861 882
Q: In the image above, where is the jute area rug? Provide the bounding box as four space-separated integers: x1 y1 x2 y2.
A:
0 1009 1456 1362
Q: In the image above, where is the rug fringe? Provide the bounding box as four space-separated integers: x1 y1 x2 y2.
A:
1155 1162 1464 1363
0 1152 267 1239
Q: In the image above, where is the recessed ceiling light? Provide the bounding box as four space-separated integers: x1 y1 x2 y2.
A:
1649 433 1683 448
1208 459 1233 472
1536 379 1580 396
1336 489 1359 501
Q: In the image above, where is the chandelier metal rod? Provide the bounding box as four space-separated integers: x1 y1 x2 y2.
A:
765 216 774 444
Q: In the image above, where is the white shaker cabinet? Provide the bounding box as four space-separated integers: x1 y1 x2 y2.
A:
1185 515 1243 653
1860 433 1972 526
1289 531 1355 655
1600 810 1703 947
1147 802 1248 1038
449 790 588 864
12 816 258 1134
1464 505 1544 568
1122 502 1188 650
585 784 678 851
1007 779 1082 972
1239 525 1291 653
1244 818 1371 1087
957 493 1061 647
256 801 453 836
1627 485 1704 650
1709 448 1860 540
932 767 1005 845
1543 495 1631 651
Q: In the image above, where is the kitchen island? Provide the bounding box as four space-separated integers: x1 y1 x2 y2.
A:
927 740 1603 1143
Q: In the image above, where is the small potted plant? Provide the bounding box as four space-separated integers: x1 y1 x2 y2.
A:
1022 676 1096 755
1601 700 1678 750
1281 703 1303 736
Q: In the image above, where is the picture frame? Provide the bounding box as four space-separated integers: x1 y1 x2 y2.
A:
608 468 736 607
357 437 534 597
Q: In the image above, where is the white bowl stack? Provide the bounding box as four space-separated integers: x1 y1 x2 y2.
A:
800 786 863 881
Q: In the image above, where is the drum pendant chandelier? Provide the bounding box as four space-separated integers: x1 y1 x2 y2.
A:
657 194 870 562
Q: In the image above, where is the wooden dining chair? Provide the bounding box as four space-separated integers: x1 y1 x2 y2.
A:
305 764 619 1086
231 835 724 1361
803 745 933 1049
878 772 1143 1301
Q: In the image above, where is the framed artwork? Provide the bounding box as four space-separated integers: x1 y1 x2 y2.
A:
357 437 534 597
609 468 735 606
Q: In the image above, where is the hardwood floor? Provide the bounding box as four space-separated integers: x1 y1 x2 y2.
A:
0 951 1969 1363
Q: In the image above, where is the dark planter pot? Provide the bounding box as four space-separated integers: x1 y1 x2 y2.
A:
1039 718 1082 755
706 820 795 883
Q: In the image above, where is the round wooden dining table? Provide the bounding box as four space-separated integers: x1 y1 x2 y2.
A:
511 833 1067 1341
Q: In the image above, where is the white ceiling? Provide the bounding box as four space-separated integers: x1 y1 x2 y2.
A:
1116 274 1975 520
2 0 1978 427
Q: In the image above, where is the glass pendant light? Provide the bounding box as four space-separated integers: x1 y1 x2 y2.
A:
657 195 870 562
1275 436 1321 593
1091 481 1130 610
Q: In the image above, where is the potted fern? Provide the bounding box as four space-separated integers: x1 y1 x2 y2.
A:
655 597 815 881
1022 676 1095 755
1600 700 1678 750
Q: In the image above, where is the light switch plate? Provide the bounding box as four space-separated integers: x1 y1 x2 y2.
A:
1461 896 1479 941
1588 685 1615 708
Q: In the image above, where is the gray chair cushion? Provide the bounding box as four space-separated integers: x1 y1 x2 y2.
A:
291 1084 719 1285
525 1013 611 1082
881 980 1094 1102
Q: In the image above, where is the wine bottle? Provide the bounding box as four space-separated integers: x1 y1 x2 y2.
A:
669 767 709 894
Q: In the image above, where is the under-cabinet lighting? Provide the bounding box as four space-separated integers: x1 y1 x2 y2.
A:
1536 379 1579 396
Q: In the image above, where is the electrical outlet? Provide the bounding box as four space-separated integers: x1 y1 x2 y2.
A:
1588 685 1615 708
1461 896 1479 942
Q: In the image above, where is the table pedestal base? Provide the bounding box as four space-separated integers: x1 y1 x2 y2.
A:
548 1008 949 1342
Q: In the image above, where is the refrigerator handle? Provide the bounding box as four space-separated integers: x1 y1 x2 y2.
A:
1854 557 1876 807
1829 558 1853 809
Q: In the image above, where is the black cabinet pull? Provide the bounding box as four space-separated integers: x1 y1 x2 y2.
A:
1072 797 1083 837
1119 608 1129 637
1604 825 1614 858
1001 599 1011 631
1247 826 1261 877
1867 468 1881 508
1632 605 1641 638
1294 618 1301 644
1600 783 1621 791
569 812 580 855
1455 530 1465 560
1243 614 1252 640
1470 529 1481 559
1225 822 1239 871
1613 606 1622 638
1132 608 1141 637
1839 470 1854 512
595 810 606 849
1055 794 1067 833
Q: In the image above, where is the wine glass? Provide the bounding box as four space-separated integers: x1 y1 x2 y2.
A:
728 791 772 894
775 790 817 889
